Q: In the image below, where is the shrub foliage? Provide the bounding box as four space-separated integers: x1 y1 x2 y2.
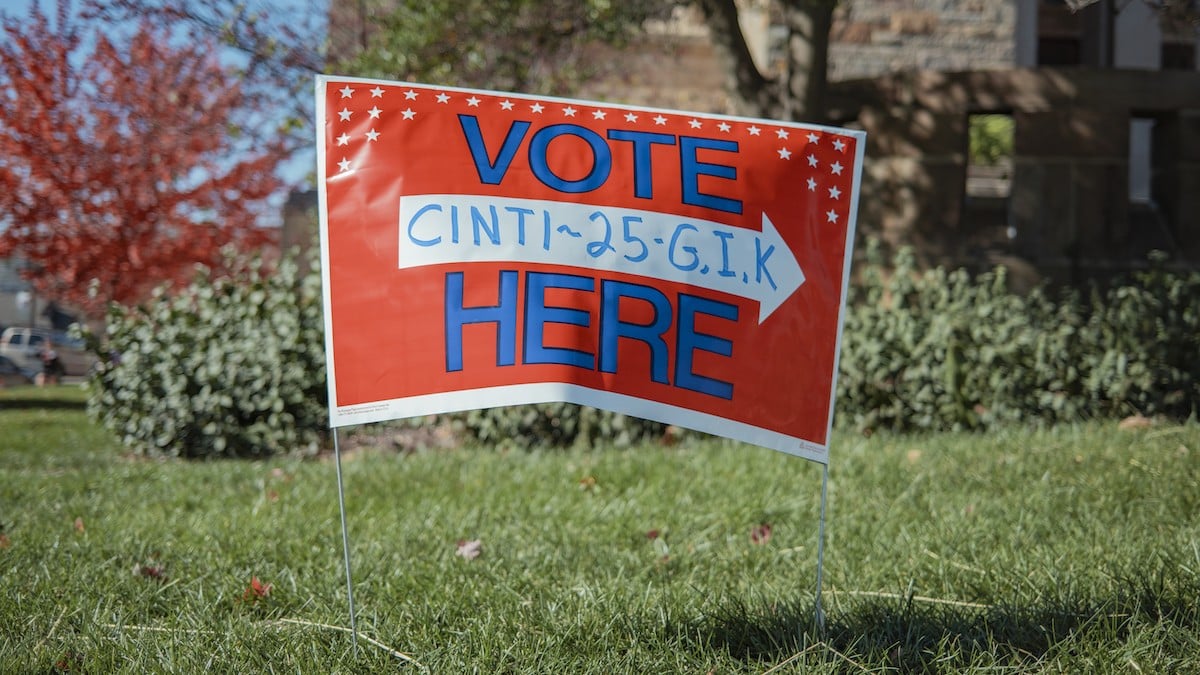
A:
837 246 1200 433
83 245 1199 457
83 254 327 458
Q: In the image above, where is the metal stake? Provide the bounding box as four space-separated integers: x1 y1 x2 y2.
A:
814 462 830 636
333 429 359 658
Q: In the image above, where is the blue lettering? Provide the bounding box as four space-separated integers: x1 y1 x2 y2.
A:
680 136 742 215
459 114 529 185
444 270 518 372
607 129 676 199
471 205 501 246
755 236 777 291
598 280 672 385
712 230 736 277
504 206 535 246
675 294 737 399
668 223 700 271
528 124 611 193
407 203 442 247
523 272 595 369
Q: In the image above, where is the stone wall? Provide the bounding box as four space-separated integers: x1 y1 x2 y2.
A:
829 0 1018 81
826 68 1200 283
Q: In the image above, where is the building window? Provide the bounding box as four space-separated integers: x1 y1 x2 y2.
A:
1037 0 1084 66
964 113 1016 244
1038 37 1082 65
967 114 1014 199
1161 42 1196 70
1129 117 1155 205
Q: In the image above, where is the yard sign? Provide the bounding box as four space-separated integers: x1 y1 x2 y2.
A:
316 76 864 464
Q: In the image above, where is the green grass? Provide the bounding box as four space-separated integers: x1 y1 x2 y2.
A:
2 386 1199 673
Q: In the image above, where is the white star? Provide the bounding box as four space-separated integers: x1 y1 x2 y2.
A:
624 112 638 122
339 86 354 98
776 128 789 139
500 99 515 110
338 108 352 121
688 118 702 129
337 157 351 172
365 129 380 142
717 122 731 132
807 154 818 167
747 125 761 136
466 96 481 107
336 133 350 146
807 132 819 144
828 186 841 199
831 161 844 175
367 106 382 119
401 108 415 120
592 110 607 120
653 115 667 125
563 106 577 117
833 138 846 151
807 177 817 191
826 209 839 223
436 93 450 103
530 102 545 113
778 148 792 159
371 87 386 98
403 89 418 100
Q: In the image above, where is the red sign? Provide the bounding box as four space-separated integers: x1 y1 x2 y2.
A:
317 76 863 463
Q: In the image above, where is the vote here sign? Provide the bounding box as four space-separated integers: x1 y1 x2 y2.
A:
316 76 864 464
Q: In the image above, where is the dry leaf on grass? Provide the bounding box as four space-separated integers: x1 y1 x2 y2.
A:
750 523 773 545
1118 414 1153 430
455 539 483 561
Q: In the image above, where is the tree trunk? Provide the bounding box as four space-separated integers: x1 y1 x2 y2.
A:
695 0 834 122
782 0 834 124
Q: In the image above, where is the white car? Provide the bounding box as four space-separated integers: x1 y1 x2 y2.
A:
0 354 34 387
0 326 94 378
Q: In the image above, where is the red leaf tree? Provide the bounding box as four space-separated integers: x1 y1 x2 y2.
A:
0 1 284 314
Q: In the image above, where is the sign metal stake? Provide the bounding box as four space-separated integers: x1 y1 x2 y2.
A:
814 462 830 637
333 429 360 658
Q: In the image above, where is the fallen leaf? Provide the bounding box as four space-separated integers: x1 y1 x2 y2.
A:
1118 414 1153 430
455 539 483 561
0 534 9 549
661 425 684 446
133 562 168 581
54 650 84 671
578 475 597 490
242 576 272 601
74 517 85 534
750 523 772 545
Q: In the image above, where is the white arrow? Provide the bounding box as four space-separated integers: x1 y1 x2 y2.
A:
397 194 805 323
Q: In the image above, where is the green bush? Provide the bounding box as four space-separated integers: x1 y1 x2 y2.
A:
836 245 1200 434
80 241 1199 456
81 253 327 459
459 402 668 450
1077 253 1200 419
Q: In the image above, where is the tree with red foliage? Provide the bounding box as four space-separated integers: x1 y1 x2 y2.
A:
0 1 284 314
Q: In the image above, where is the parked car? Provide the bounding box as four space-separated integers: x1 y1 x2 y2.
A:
0 326 95 378
0 354 34 387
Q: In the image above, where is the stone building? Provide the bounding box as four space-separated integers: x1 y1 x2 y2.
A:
825 0 1200 282
319 0 1200 282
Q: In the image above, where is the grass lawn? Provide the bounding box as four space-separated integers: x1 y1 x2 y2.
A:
2 385 1199 673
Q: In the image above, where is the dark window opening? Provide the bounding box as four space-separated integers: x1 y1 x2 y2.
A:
1038 37 1082 66
964 114 1016 248
1162 42 1196 70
